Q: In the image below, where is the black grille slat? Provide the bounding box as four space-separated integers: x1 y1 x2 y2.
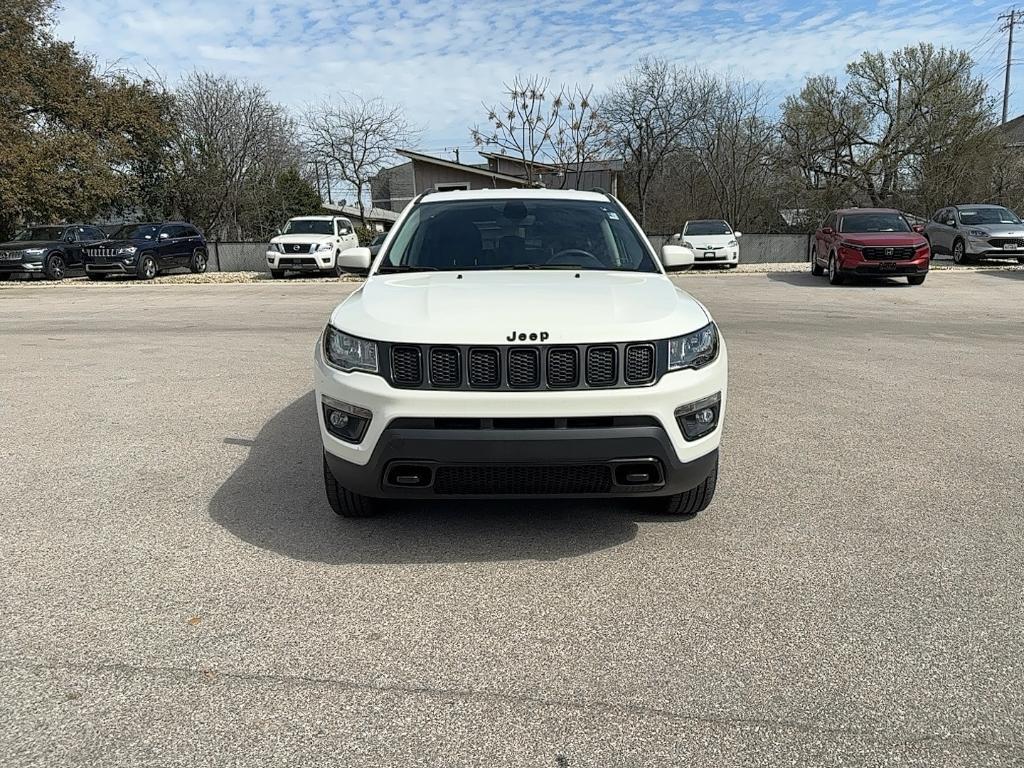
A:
433 464 612 495
988 238 1024 248
586 346 617 387
468 348 500 388
391 346 423 387
429 347 461 388
863 247 916 260
546 348 579 388
625 344 655 385
508 348 540 388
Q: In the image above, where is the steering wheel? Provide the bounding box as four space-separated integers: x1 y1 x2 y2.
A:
547 248 604 268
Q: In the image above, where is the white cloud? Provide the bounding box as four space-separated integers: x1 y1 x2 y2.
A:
55 0 1014 154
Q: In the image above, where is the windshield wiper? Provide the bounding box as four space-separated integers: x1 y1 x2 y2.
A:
497 263 588 270
376 265 439 274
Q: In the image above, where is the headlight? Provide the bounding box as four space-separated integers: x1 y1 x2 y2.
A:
117 246 137 256
967 229 989 238
24 248 45 255
269 243 282 253
683 241 695 249
317 242 334 252
667 323 719 371
324 326 378 373
727 239 738 247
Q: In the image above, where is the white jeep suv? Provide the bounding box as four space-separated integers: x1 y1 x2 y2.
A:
313 189 727 517
267 216 359 278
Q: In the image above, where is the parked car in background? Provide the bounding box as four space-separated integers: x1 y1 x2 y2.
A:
0 224 106 281
266 216 359 278
811 209 930 286
368 231 387 258
83 222 208 280
670 220 741 268
924 204 1024 265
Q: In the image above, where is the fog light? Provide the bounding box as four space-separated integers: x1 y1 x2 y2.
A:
675 392 721 441
322 395 372 444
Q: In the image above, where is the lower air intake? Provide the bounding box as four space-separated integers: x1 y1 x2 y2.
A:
433 464 613 495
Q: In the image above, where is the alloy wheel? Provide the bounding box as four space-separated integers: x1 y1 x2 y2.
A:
49 255 66 280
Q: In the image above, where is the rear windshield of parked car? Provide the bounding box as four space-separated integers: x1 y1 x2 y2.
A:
13 226 65 241
839 213 911 233
112 224 159 240
958 207 1022 225
683 221 732 235
283 219 334 235
379 198 659 272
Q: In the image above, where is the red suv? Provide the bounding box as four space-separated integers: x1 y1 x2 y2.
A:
811 208 930 286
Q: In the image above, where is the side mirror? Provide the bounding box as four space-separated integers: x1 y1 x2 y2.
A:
821 227 834 235
159 232 170 240
946 220 957 228
733 231 743 238
275 228 282 236
912 224 925 233
661 244 695 271
669 233 682 242
338 246 372 272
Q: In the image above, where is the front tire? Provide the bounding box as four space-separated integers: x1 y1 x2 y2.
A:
189 249 208 274
828 253 845 285
652 460 718 517
137 253 158 280
323 453 378 517
270 269 285 279
1017 255 1024 265
86 272 105 281
45 253 67 281
907 274 927 286
810 248 824 276
952 239 969 265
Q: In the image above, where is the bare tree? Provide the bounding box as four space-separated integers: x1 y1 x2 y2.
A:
603 58 712 227
304 94 416 225
169 72 300 238
471 75 564 185
686 79 778 227
550 85 612 190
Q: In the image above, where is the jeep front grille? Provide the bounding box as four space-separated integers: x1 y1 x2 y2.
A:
385 341 666 391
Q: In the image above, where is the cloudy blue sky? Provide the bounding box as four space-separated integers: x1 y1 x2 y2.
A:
57 0 1018 158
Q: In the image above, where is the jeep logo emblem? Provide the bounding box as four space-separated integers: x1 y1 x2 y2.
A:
507 330 550 342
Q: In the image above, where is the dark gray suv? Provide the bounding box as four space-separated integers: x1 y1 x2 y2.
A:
924 204 1024 265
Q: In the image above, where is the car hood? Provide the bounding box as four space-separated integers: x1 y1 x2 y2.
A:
683 234 735 248
0 240 60 250
962 223 1024 237
271 233 334 244
330 270 711 345
839 232 928 247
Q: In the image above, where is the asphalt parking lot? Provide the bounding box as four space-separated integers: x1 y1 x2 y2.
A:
2 271 1023 767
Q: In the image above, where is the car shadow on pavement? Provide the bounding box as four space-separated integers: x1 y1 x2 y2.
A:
980 269 1024 280
766 272 910 288
208 391 644 564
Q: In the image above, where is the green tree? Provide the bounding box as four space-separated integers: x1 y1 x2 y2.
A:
0 0 174 238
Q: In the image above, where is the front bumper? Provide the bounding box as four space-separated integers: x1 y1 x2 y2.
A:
692 248 739 265
85 261 135 275
838 251 929 276
967 239 1024 258
314 337 727 498
0 260 43 276
267 251 336 271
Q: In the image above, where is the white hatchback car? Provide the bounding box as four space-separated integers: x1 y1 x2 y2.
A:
671 219 741 268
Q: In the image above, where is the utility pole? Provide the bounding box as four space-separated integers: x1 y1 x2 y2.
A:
999 8 1023 124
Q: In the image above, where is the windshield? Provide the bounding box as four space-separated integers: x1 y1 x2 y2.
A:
839 213 910 233
113 224 159 240
14 226 65 242
684 221 732 236
378 198 658 273
958 207 1022 225
283 219 334 235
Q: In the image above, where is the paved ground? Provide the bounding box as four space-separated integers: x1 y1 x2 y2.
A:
1 271 1022 766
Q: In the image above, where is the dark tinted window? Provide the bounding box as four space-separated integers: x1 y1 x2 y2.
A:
380 198 658 273
13 226 65 242
113 224 160 241
82 227 106 241
839 213 911 233
683 220 732 235
283 219 333 235
178 226 200 238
